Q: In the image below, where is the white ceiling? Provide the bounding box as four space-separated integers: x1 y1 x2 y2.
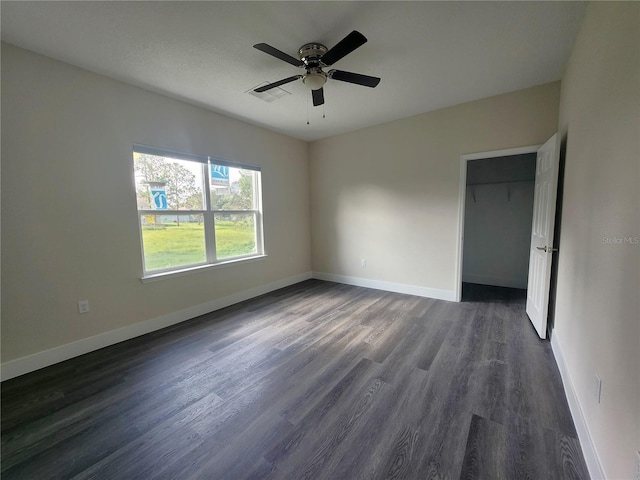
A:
1 1 585 142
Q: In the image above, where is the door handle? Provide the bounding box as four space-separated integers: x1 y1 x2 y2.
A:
536 246 558 253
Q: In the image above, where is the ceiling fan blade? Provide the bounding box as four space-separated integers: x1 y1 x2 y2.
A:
253 43 303 67
321 31 367 66
312 88 325 107
329 70 381 88
254 75 302 93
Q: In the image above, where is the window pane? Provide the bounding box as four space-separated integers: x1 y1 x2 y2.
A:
134 152 204 210
141 214 206 271
210 165 255 210
133 147 264 275
214 213 256 259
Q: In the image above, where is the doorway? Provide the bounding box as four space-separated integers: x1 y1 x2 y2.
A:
455 145 541 302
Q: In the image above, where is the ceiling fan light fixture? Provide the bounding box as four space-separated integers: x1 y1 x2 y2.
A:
302 71 326 90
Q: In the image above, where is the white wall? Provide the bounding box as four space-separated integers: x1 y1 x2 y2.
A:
553 3 640 479
462 180 534 289
1 44 311 368
309 83 560 297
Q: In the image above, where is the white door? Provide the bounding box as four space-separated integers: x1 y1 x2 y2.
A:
526 133 561 339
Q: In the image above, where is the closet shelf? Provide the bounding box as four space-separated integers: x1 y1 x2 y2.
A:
466 179 533 186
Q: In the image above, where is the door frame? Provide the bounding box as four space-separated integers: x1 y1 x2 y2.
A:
455 144 541 302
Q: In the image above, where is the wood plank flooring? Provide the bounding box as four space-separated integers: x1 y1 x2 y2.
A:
1 280 590 479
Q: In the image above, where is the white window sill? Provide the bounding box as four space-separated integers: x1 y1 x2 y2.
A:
140 254 267 284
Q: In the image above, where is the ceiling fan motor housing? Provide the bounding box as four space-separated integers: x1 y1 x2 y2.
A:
298 43 328 67
299 43 328 90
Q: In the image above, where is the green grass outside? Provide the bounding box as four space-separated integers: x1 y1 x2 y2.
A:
142 221 256 271
214 220 256 259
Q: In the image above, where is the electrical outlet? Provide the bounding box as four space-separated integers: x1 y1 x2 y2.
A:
593 374 602 404
78 300 90 314
360 258 367 267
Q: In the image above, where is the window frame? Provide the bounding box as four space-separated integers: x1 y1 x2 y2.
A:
133 145 264 279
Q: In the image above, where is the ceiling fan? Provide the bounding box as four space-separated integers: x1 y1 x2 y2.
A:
253 30 381 107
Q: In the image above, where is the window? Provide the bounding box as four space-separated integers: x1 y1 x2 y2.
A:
133 145 263 276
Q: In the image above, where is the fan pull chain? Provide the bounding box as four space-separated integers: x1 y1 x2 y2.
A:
306 93 310 125
323 104 326 119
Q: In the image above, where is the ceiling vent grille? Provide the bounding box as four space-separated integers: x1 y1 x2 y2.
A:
247 82 291 102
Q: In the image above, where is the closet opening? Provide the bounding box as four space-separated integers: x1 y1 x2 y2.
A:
455 147 539 302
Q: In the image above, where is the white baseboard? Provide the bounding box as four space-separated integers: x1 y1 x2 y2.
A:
551 331 606 480
312 271 456 301
462 273 527 289
0 272 313 381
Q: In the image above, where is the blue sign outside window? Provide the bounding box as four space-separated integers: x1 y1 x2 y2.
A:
151 189 168 210
210 164 230 186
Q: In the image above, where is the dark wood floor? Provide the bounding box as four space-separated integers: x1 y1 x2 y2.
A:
1 280 589 479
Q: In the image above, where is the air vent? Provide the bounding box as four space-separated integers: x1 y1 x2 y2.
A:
247 82 291 102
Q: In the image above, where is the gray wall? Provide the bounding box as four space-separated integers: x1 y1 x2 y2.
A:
1 43 311 365
553 3 639 478
310 83 560 297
